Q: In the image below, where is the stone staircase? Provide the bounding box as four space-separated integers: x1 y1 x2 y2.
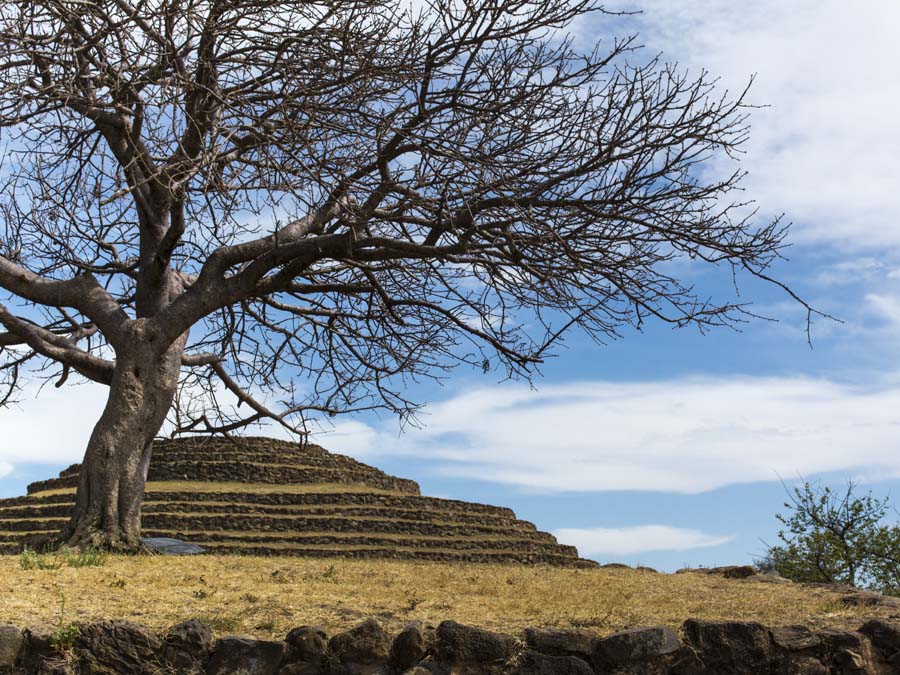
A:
0 437 595 566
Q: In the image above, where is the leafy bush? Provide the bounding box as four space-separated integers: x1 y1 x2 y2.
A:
763 481 900 594
50 624 79 652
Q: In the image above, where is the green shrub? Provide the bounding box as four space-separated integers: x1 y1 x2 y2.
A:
50 624 79 652
763 480 900 595
19 545 108 570
20 547 64 571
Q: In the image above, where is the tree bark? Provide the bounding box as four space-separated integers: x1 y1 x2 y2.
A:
63 328 187 550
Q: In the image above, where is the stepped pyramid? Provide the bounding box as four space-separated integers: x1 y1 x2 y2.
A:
0 437 595 566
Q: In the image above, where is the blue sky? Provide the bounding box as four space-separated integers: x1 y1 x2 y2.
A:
3 0 900 571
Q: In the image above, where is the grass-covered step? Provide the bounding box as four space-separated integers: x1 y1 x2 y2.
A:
143 487 517 517
0 530 56 542
0 517 68 532
140 529 577 555
0 503 73 519
140 513 555 540
194 542 592 566
34 463 420 494
150 450 375 470
140 501 528 528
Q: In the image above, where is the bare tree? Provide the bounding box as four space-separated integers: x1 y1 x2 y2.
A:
0 0 801 549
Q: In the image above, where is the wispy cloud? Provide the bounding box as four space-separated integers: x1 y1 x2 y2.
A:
0 462 11 480
866 293 900 327
322 375 900 494
554 525 733 556
599 0 900 252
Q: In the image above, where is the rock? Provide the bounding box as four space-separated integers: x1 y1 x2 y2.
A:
74 621 164 675
24 626 55 672
783 656 829 675
0 624 24 670
832 649 868 672
593 626 682 671
433 621 519 673
329 619 391 673
636 566 659 574
600 563 632 570
859 618 900 661
35 659 77 675
682 620 775 674
141 537 206 555
284 626 329 665
278 664 326 675
770 625 823 654
434 621 517 665
515 652 594 675
753 573 792 584
206 636 285 675
523 628 597 661
841 591 900 610
701 566 758 579
390 622 430 670
163 619 213 672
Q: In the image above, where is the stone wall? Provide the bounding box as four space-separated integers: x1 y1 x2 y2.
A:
3 615 900 674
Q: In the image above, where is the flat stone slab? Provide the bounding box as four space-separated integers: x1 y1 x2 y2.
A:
141 537 205 555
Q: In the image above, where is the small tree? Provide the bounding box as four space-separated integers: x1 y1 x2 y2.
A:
0 0 806 549
763 481 900 594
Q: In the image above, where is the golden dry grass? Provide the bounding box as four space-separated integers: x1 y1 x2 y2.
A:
0 555 888 640
28 481 409 499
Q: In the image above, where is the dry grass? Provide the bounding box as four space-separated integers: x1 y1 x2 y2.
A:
0 555 887 640
29 481 409 499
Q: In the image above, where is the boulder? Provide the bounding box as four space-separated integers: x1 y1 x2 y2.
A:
390 622 430 670
523 628 596 662
842 591 900 610
816 627 880 670
206 636 285 675
329 619 391 674
515 652 594 675
434 621 517 665
593 626 682 672
433 621 519 673
682 620 775 674
770 625 823 654
23 626 55 672
0 625 23 671
284 626 329 665
74 621 164 675
163 618 213 672
140 537 206 555
859 619 900 663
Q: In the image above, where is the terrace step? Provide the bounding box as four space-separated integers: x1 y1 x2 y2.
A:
195 543 595 566
6 435 594 566
141 529 576 554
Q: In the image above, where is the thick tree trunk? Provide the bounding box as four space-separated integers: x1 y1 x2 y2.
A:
63 329 187 550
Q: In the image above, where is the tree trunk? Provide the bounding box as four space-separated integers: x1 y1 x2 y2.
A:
63 330 187 550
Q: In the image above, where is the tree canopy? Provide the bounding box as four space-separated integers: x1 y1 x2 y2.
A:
0 0 801 547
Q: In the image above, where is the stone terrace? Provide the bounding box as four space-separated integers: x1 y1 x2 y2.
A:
0 437 594 566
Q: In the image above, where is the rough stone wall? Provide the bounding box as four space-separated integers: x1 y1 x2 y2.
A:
3 616 900 674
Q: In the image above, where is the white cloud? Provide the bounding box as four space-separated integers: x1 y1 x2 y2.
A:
554 525 733 556
596 0 900 251
0 462 11 479
319 376 900 494
0 381 108 465
866 293 900 326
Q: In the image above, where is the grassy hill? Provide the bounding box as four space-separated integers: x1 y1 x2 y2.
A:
0 555 892 640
